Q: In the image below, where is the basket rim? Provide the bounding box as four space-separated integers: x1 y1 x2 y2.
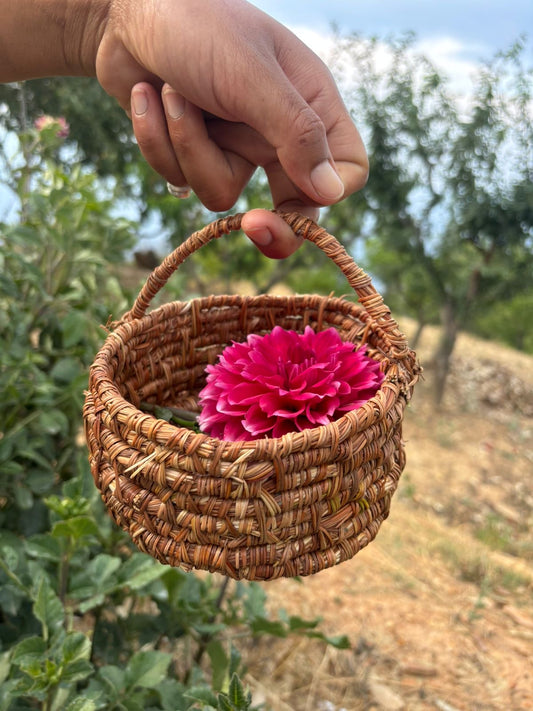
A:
87 295 414 460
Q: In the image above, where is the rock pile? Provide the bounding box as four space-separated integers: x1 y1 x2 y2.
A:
448 357 533 417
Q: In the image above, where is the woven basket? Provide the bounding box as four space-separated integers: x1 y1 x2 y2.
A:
83 212 420 581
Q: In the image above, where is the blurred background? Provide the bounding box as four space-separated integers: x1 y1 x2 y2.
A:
0 1 531 709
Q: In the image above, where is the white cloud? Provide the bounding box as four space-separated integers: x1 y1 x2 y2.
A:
290 25 481 106
414 36 481 98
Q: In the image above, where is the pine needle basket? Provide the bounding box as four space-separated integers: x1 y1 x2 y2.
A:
83 212 420 581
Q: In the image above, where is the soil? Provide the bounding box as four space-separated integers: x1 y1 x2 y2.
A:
243 321 533 711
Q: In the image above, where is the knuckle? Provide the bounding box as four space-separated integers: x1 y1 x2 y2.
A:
168 128 193 153
290 105 326 149
134 130 161 155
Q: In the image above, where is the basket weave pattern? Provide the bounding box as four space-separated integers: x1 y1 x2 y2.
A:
83 213 420 580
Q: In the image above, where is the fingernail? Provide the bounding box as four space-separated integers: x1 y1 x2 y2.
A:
131 88 148 116
163 89 186 120
310 161 345 201
246 227 273 247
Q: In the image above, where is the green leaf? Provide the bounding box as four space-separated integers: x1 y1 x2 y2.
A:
25 534 62 563
60 658 93 684
207 640 228 692
32 576 64 638
46 494 90 519
0 679 24 711
14 485 34 510
250 618 287 638
10 636 47 667
98 665 125 696
77 593 105 614
37 409 70 435
65 688 104 711
61 311 91 348
228 645 241 679
0 584 26 617
287 615 320 632
159 567 189 600
50 357 83 384
217 695 233 711
122 697 145 711
0 437 14 464
125 650 171 690
153 406 174 422
322 633 351 649
242 582 267 619
0 542 19 572
62 632 91 664
27 560 50 589
193 622 226 636
117 553 165 590
227 674 250 710
0 651 11 686
65 697 97 711
27 469 56 494
87 553 122 586
51 515 99 541
185 686 218 707
156 679 188 711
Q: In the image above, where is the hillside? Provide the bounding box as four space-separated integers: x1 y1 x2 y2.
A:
242 321 533 711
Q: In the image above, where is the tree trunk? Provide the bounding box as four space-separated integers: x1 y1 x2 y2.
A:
433 298 458 407
410 317 426 350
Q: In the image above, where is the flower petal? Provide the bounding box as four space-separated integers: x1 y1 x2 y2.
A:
197 326 384 441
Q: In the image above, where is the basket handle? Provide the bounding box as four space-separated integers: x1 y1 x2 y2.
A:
122 212 403 344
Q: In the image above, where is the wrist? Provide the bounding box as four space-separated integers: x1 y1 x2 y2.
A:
0 0 111 81
64 0 111 77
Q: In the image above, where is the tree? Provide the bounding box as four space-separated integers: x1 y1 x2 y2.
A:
327 35 533 404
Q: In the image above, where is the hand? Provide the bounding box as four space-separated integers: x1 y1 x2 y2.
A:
96 0 368 257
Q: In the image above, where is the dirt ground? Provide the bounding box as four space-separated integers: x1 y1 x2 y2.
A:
243 322 533 711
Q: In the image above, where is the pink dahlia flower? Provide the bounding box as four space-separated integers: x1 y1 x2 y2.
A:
198 326 384 441
34 115 70 139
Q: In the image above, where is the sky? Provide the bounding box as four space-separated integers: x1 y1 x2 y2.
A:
251 1 532 58
251 0 532 94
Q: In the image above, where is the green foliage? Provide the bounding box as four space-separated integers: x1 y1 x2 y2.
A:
0 78 135 179
0 114 352 711
0 124 133 533
471 290 533 353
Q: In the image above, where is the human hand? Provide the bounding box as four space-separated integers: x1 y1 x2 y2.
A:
95 0 368 257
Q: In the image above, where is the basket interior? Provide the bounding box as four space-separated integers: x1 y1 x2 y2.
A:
111 293 388 413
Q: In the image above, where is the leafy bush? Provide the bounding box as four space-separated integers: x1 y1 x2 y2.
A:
472 291 533 354
0 124 349 710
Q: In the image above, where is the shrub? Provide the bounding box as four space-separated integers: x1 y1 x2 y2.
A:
0 125 349 711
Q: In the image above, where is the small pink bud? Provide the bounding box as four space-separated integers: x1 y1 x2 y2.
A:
34 115 70 139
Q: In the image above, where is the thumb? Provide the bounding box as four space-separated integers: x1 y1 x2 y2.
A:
238 50 366 205
279 109 345 202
